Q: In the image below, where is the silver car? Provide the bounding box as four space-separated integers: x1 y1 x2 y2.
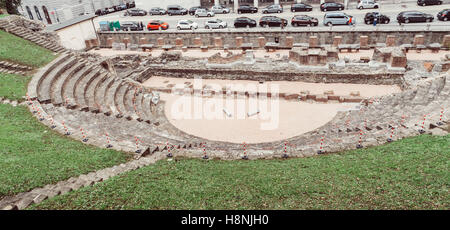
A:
323 12 356 26
205 19 227 29
195 8 215 17
211 5 230 14
262 4 283 14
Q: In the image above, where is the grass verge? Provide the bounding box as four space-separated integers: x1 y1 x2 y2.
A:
31 134 449 210
0 72 31 101
0 104 131 199
0 30 56 67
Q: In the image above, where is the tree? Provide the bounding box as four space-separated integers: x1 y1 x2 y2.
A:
0 0 22 15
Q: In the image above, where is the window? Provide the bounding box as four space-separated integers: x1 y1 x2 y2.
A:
34 6 42 20
26 6 34 20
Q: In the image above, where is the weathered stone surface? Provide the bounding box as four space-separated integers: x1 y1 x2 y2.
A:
413 35 425 46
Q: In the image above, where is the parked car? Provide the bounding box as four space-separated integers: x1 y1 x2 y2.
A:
176 20 198 30
116 4 127 11
107 7 115 14
95 9 108 16
357 0 380 9
195 9 215 17
291 3 313 12
364 12 390 24
262 4 283 14
205 19 227 29
323 12 355 26
189 6 207 15
320 2 345 11
259 16 288 27
291 15 319 27
129 1 136 8
437 9 449 21
211 5 230 14
149 7 167 15
124 9 147 16
397 11 434 23
167 5 188 16
120 21 144 31
417 0 442 6
234 17 257 28
147 20 169 30
237 5 258 14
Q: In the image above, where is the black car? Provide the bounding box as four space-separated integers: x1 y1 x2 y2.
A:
417 0 442 6
234 17 257 28
167 5 188 15
291 3 313 12
259 16 288 27
237 5 258 14
128 1 136 8
364 12 390 24
124 9 147 16
397 11 434 23
120 21 144 31
95 9 108 16
291 15 318 26
149 7 166 15
320 2 345 11
437 9 449 21
189 6 207 15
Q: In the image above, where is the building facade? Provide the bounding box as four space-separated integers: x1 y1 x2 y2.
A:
18 0 133 25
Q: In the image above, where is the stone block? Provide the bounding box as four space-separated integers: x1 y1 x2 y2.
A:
324 90 334 95
284 94 299 100
360 35 369 48
316 95 328 102
386 35 396 47
175 37 183 47
423 62 434 72
236 37 243 48
285 36 294 48
157 37 164 46
350 91 360 97
84 39 92 49
258 37 266 48
201 46 208 52
194 37 202 47
333 36 342 47
182 46 188 52
442 35 450 49
306 94 316 100
309 36 319 48
328 95 340 101
106 37 114 47
413 35 424 46
122 37 130 47
139 37 147 45
391 54 407 68
214 37 223 48
344 96 364 103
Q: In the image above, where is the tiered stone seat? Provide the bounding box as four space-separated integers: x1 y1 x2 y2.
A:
86 72 109 112
74 67 102 111
61 64 95 107
95 76 116 115
105 80 123 116
37 56 78 103
52 61 87 106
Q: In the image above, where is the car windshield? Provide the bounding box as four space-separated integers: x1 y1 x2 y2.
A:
187 20 193 24
216 19 222 23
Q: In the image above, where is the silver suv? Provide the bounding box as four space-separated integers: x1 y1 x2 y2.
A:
262 4 283 14
323 12 355 26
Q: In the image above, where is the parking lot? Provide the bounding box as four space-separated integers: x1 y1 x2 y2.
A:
93 2 450 32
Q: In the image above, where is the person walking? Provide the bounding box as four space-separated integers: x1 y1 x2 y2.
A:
373 16 378 26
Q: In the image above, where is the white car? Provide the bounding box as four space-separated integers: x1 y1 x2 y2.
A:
211 5 230 14
357 0 380 9
204 19 227 29
195 8 215 17
176 20 198 30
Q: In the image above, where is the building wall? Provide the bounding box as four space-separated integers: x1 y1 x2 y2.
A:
56 19 97 50
18 0 133 25
135 0 201 10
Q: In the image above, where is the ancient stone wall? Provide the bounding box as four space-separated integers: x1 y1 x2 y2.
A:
98 31 450 49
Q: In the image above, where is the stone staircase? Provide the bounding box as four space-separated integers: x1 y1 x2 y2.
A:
0 19 65 53
0 61 33 75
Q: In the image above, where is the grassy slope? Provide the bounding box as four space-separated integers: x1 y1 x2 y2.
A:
32 134 449 210
0 104 131 199
0 30 56 67
0 72 31 100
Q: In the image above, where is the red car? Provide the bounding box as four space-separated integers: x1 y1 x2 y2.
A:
147 20 169 30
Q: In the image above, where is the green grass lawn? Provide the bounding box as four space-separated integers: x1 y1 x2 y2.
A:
0 104 132 199
0 72 31 101
0 30 56 67
31 134 449 210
